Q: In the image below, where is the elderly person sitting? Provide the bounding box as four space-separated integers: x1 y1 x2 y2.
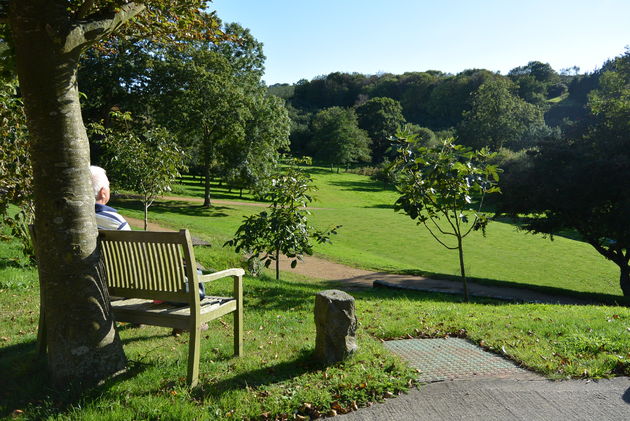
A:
90 165 130 231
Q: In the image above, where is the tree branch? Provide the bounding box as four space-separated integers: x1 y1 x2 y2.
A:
422 221 458 250
462 215 478 238
63 2 146 53
429 215 455 236
587 239 619 263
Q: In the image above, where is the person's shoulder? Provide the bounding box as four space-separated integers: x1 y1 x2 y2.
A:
95 205 131 230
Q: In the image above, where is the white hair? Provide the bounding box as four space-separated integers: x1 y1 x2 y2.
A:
90 165 110 199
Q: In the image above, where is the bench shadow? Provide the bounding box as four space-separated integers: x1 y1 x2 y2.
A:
193 350 319 399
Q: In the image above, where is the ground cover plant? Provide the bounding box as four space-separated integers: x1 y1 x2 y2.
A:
2 227 629 419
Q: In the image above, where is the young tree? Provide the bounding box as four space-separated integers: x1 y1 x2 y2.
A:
225 159 340 280
390 131 500 301
92 114 187 230
1 0 219 387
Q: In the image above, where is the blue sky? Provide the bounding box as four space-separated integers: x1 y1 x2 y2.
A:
211 0 630 85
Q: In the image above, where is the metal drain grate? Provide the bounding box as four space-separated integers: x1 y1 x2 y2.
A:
384 338 540 383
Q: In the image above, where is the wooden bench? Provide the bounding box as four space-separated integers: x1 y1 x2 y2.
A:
37 229 243 387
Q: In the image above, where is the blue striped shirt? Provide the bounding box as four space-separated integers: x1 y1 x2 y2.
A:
95 204 131 231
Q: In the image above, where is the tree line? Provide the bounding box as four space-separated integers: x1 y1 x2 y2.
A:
269 61 600 167
269 53 630 297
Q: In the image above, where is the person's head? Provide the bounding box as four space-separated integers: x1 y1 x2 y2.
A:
90 165 110 205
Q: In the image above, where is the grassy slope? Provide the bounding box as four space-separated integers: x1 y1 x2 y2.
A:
124 169 621 298
305 168 621 298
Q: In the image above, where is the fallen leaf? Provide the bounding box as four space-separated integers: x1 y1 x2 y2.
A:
383 391 395 398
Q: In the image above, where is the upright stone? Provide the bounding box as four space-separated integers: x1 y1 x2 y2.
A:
314 289 358 364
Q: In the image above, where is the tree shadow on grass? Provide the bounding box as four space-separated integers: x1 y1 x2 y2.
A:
491 215 586 243
113 199 232 218
0 340 146 419
344 269 629 307
328 179 394 193
0 257 30 270
365 203 395 209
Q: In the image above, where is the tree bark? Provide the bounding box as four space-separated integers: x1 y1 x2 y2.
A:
457 236 469 302
143 203 149 231
275 248 280 280
9 1 126 387
619 263 630 297
202 142 212 207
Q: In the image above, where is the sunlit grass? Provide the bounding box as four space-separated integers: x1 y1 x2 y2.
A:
114 168 622 300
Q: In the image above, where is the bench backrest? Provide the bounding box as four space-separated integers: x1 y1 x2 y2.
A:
98 229 199 303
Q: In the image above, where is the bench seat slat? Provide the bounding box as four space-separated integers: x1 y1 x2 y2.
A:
111 297 237 329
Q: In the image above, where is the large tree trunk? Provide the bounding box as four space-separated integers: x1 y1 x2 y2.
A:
10 2 127 387
619 263 630 297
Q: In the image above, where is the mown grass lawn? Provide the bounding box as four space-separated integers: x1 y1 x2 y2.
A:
2 168 629 419
2 257 629 419
118 168 622 300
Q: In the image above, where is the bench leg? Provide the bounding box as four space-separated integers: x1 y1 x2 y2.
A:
233 275 243 356
187 325 201 387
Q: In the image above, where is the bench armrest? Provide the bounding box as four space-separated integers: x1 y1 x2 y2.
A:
198 268 245 283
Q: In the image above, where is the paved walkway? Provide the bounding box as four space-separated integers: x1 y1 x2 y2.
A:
337 377 630 421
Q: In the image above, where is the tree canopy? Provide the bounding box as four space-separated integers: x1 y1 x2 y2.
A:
1 0 222 387
309 106 371 170
498 51 630 296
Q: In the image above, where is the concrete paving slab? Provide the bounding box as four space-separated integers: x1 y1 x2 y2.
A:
336 377 630 420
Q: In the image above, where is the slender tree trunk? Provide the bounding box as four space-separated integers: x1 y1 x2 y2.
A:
457 236 469 302
143 203 149 231
9 2 126 387
202 146 212 207
275 248 280 280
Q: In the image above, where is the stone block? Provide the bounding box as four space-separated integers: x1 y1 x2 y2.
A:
314 289 358 364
